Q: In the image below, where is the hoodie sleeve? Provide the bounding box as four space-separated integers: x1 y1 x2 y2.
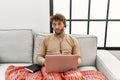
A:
72 37 82 67
36 38 46 65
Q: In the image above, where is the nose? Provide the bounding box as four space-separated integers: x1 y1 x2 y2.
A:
55 25 59 28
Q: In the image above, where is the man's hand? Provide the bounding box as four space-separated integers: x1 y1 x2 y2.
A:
43 60 46 66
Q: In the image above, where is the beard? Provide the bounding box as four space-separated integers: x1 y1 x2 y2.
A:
55 28 64 35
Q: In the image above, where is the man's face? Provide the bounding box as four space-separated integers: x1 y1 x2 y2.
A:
52 20 65 35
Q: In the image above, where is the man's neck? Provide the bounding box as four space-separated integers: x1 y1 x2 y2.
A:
54 31 65 38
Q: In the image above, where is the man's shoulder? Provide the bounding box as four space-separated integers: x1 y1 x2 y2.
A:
66 34 77 40
44 34 54 40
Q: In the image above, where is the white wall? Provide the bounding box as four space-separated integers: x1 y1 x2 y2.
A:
0 0 50 33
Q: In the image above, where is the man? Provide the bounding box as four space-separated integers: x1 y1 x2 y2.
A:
36 13 81 67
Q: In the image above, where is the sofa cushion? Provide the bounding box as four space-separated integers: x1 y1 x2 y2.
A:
71 34 97 66
33 33 97 66
78 66 97 71
0 29 33 63
33 33 48 64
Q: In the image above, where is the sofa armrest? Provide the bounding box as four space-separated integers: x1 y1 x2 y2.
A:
96 50 120 80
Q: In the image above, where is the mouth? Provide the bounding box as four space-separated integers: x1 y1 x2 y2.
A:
55 29 60 32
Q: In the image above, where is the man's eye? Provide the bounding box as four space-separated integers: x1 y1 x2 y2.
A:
58 23 62 25
53 24 56 26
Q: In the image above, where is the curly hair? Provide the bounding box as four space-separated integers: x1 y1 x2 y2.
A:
50 13 66 27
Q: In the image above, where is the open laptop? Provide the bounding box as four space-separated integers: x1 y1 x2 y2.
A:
45 55 78 73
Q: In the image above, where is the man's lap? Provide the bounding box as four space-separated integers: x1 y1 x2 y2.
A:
5 65 107 80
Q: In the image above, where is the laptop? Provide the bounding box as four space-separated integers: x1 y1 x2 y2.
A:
45 55 78 73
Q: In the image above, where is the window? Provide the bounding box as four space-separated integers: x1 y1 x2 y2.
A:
50 0 120 49
90 0 107 19
53 0 70 19
89 22 106 47
72 0 88 19
109 0 120 19
71 21 87 34
65 21 70 34
107 22 120 47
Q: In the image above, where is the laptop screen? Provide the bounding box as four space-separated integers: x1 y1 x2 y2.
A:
45 55 78 73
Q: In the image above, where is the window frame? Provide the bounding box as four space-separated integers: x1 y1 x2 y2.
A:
50 0 120 50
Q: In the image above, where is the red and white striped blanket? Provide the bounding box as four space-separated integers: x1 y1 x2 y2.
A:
5 65 108 80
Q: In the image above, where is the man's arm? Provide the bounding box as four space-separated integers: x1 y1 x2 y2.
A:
36 38 46 65
72 37 82 67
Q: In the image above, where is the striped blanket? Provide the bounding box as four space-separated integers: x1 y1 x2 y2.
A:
5 65 43 80
5 65 107 80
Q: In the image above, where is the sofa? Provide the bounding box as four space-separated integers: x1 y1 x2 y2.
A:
0 29 120 80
